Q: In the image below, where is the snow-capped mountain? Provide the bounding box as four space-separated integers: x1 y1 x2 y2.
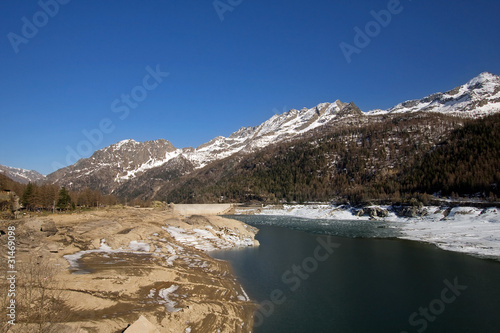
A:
0 164 46 184
46 139 179 192
367 72 500 116
46 101 362 193
182 100 361 169
46 72 500 195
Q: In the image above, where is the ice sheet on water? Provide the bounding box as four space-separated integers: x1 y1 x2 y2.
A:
233 204 500 260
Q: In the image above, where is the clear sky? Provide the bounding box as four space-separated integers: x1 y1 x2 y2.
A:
0 0 499 175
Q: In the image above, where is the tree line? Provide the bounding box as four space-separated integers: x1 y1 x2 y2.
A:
19 182 120 211
0 174 122 212
1 174 156 214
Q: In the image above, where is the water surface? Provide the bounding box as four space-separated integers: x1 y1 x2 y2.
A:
212 215 500 333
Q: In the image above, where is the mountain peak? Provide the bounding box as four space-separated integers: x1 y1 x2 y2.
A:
470 71 498 82
109 138 176 151
45 72 500 195
466 71 500 89
367 72 500 116
113 139 138 149
0 164 46 184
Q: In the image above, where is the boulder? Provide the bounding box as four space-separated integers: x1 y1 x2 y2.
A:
40 220 58 236
366 207 389 218
394 206 428 218
124 315 160 333
354 209 364 217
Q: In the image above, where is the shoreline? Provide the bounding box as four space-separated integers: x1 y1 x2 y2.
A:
235 204 500 261
0 208 259 332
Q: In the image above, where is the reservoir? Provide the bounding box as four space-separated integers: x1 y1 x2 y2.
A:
212 215 500 333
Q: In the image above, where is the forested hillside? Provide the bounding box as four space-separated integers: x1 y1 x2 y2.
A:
405 113 500 197
160 113 499 204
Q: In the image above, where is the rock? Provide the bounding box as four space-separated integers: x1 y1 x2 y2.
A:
46 243 60 253
354 209 364 217
124 315 160 333
394 206 428 218
40 220 58 236
395 206 416 217
354 207 388 218
366 207 389 218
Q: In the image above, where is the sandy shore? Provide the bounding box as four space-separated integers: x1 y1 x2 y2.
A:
0 207 259 333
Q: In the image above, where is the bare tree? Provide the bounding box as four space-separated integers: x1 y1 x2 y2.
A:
1 254 70 333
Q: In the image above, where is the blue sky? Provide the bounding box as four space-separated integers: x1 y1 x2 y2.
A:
0 0 499 175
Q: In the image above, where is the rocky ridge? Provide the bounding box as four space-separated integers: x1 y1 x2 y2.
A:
40 72 500 197
0 165 46 184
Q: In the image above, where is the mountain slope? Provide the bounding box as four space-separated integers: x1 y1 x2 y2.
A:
367 72 500 116
0 165 46 184
160 112 476 204
46 72 500 199
405 112 500 196
46 139 181 193
182 100 361 169
47 101 362 193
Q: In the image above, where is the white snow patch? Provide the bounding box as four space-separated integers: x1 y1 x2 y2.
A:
163 225 254 252
249 205 500 259
64 239 153 271
128 241 150 252
147 288 156 298
63 239 116 269
237 287 250 301
158 285 181 312
249 204 372 220
400 207 500 259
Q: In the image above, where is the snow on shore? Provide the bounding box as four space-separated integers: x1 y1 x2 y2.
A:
63 239 152 270
239 204 500 260
401 207 500 259
163 225 255 251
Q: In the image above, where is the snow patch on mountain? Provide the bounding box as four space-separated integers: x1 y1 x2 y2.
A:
113 139 140 150
46 72 500 192
119 149 183 180
182 101 347 168
0 164 46 184
367 72 500 117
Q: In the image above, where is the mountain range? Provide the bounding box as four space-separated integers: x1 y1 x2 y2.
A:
0 165 46 184
2 72 500 202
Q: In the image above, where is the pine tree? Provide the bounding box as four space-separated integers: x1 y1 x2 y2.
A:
21 182 37 211
57 187 72 210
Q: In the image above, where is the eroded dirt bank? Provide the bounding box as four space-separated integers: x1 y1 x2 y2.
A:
0 207 259 333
